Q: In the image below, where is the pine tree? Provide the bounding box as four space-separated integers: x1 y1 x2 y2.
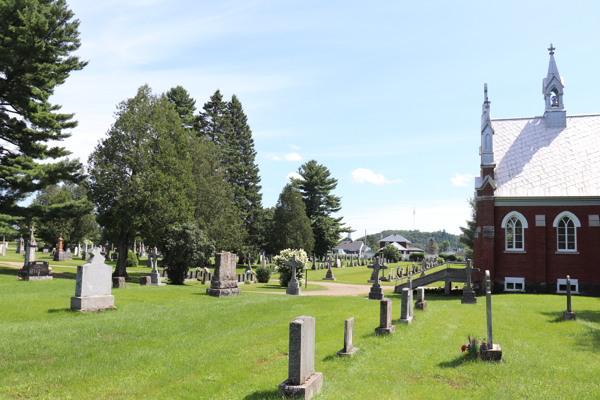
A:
269 184 314 254
197 90 231 146
166 86 196 130
0 0 87 230
226 95 264 249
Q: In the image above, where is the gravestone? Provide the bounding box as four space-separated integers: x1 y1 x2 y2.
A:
461 260 479 304
206 252 240 297
19 261 52 281
43 246 49 254
279 316 323 399
399 288 413 324
151 248 165 286
367 257 388 300
82 242 89 260
337 317 359 357
335 257 341 268
375 298 395 334
23 226 37 266
54 234 72 261
311 254 316 270
112 277 125 288
564 275 576 320
286 255 302 295
17 236 24 254
71 248 116 311
415 286 428 311
323 257 335 280
480 270 502 361
140 276 151 285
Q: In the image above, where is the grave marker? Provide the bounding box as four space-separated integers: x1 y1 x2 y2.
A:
564 275 576 320
70 248 116 311
480 270 502 361
337 317 359 356
286 255 302 295
399 288 413 324
461 259 479 304
367 257 387 300
19 261 52 281
375 298 395 334
323 257 336 280
206 252 240 297
415 286 428 311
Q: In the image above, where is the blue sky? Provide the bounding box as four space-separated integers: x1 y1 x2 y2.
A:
51 0 600 235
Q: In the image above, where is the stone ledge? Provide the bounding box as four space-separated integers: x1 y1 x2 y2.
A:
278 372 323 400
337 347 359 357
71 295 116 311
206 287 241 297
375 325 396 334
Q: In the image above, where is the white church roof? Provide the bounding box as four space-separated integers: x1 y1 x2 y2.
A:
492 114 600 197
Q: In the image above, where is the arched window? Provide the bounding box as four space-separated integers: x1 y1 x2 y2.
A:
551 88 559 107
501 212 528 251
552 212 581 252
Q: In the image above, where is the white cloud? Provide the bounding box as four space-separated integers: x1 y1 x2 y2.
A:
284 152 303 161
350 168 402 185
289 144 301 150
265 154 281 161
286 172 304 181
450 173 474 187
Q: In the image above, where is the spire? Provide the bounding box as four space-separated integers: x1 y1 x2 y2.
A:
546 43 560 83
480 83 494 166
543 44 566 127
481 83 491 130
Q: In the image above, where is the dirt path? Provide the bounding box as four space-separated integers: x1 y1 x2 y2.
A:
248 280 396 297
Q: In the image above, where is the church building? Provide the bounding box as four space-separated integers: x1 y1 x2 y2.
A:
474 45 600 296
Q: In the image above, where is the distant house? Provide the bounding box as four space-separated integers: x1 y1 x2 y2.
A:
379 234 424 258
333 240 366 256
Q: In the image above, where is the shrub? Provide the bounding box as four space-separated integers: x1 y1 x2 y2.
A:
409 252 424 262
127 251 138 269
256 266 271 283
274 248 308 287
164 222 215 285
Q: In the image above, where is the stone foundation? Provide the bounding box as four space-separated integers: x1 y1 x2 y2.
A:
375 325 396 334
24 276 53 281
112 277 125 288
71 295 115 311
140 276 151 285
480 344 502 362
564 311 576 320
278 372 323 400
415 300 428 311
206 287 241 297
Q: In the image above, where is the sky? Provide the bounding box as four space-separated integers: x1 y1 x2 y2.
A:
48 0 600 236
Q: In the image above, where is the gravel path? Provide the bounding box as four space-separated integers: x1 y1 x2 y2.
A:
248 280 396 297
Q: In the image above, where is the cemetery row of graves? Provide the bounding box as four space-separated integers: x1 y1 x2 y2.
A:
1 239 598 399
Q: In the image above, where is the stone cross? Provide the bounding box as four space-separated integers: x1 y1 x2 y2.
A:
464 259 480 289
150 247 158 271
485 270 493 345
285 255 303 284
368 257 388 284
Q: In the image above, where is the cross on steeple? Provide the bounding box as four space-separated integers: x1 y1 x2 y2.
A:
548 43 555 55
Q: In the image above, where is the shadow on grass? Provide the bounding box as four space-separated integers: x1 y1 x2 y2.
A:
242 389 281 399
48 308 72 313
540 310 566 323
438 355 476 368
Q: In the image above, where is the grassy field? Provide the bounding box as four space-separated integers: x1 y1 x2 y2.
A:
1 266 599 399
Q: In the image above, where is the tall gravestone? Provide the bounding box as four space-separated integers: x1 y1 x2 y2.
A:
375 298 395 334
17 236 24 254
54 234 71 261
150 247 165 286
399 288 413 324
367 257 387 300
71 248 116 311
564 275 576 320
415 286 428 311
461 260 479 304
24 226 37 266
286 255 302 295
206 252 240 297
323 257 335 281
337 317 359 357
311 254 316 270
279 316 323 399
480 270 502 361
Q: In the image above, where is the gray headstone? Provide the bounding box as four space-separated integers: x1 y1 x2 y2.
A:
375 298 395 334
71 248 116 311
288 316 316 385
206 252 240 297
337 317 359 356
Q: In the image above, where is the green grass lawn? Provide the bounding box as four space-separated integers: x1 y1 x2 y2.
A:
1 266 599 399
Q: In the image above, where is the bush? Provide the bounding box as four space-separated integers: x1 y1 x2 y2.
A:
127 251 138 269
164 222 216 285
409 252 424 262
256 266 271 283
274 248 308 287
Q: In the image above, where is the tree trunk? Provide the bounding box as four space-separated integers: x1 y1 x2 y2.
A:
114 233 129 278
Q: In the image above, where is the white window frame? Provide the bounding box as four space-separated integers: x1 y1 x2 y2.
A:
556 278 579 294
552 211 581 253
504 277 525 292
501 211 528 251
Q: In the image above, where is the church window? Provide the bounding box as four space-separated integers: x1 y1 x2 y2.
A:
553 211 580 252
501 212 527 251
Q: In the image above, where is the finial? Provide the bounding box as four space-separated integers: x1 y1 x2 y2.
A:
548 43 555 55
484 83 489 103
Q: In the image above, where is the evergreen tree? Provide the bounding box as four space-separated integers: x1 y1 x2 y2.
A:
226 95 264 249
294 160 352 256
269 184 314 255
426 237 438 254
88 85 194 277
0 0 87 230
166 86 196 130
197 89 231 146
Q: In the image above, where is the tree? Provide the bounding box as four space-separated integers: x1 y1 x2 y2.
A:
226 95 264 250
459 198 476 259
197 89 231 146
268 184 314 255
426 237 438 255
31 182 96 246
438 240 451 253
166 85 196 130
380 244 401 262
88 85 194 277
295 160 352 256
273 248 308 287
163 222 215 285
0 0 87 232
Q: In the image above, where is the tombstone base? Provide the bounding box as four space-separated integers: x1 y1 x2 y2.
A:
375 325 396 335
71 295 116 311
54 251 72 261
286 281 301 295
112 277 125 288
140 276 151 285
399 316 413 324
323 276 336 281
564 311 576 320
480 344 502 362
206 287 241 297
337 347 359 357
24 276 53 281
278 372 323 400
461 289 477 304
415 300 428 311
368 283 384 300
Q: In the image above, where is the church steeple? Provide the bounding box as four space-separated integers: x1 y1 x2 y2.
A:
481 83 494 166
543 44 566 127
